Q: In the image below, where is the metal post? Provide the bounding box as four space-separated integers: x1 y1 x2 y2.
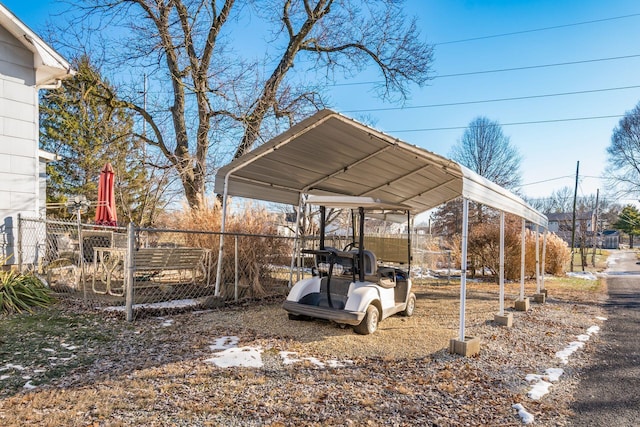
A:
16 213 23 272
215 192 229 297
288 195 303 287
77 209 86 300
535 224 541 294
520 219 526 300
570 161 579 272
234 235 239 301
459 198 469 341
499 212 505 316
541 230 547 291
125 222 135 322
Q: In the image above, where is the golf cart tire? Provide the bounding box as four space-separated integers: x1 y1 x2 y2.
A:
401 293 416 317
288 313 309 321
354 304 379 335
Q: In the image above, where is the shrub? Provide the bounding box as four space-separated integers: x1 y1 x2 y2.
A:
159 201 292 299
448 214 570 280
1 269 54 314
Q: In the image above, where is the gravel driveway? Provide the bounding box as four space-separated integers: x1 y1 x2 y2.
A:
570 250 640 426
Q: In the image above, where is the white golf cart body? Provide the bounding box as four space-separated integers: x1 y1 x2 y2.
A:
283 196 416 334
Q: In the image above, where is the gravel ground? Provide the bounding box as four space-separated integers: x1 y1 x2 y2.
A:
0 279 606 426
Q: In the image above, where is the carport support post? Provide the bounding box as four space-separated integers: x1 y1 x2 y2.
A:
494 212 512 327
533 225 546 303
541 230 547 294
458 198 469 341
288 195 304 287
515 219 530 311
450 199 481 356
125 222 135 322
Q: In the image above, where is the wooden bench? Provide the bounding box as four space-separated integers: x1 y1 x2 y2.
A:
92 247 211 296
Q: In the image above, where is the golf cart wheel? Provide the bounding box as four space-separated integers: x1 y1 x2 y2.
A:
402 293 416 317
354 305 379 335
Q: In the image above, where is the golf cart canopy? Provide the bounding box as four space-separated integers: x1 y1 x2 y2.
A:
306 195 410 223
215 109 547 228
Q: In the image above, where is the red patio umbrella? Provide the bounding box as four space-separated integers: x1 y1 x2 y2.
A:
95 162 118 226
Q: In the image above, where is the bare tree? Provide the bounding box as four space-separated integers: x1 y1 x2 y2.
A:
450 116 522 189
59 0 434 210
606 101 640 198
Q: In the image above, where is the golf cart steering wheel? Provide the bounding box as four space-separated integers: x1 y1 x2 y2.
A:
343 242 358 252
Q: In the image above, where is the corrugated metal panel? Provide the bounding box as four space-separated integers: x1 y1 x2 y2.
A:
215 110 547 227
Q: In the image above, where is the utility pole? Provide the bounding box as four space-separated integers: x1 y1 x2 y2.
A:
570 161 579 272
592 188 599 266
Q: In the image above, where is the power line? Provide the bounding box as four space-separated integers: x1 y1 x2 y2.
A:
435 13 640 46
435 53 640 79
388 114 623 133
342 84 640 114
517 175 575 187
331 53 640 87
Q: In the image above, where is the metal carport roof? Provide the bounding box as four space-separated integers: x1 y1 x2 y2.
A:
214 109 547 228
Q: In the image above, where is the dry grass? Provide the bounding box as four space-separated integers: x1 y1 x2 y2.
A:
0 277 606 426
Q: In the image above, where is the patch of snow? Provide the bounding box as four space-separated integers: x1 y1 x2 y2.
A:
576 334 590 342
587 325 600 335
104 298 199 311
209 336 239 351
205 347 263 368
0 375 9 380
527 379 553 400
566 271 597 280
33 369 46 374
60 343 77 350
596 316 607 321
556 341 585 364
0 364 25 371
525 368 563 400
326 359 354 368
23 381 37 390
280 351 301 365
43 348 56 353
513 403 534 424
161 319 174 327
279 351 353 368
545 368 564 382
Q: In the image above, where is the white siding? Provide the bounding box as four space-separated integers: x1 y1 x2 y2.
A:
0 22 38 264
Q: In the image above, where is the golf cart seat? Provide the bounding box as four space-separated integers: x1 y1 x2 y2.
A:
361 250 377 275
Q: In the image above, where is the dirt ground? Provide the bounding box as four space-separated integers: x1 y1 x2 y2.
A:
0 277 606 426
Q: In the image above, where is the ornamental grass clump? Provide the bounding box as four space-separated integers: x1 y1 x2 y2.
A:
0 269 54 314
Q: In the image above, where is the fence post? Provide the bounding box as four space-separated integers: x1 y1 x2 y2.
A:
77 211 86 300
234 235 239 301
16 213 23 272
125 222 135 322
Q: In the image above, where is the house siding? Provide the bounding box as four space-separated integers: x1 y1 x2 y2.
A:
0 23 39 263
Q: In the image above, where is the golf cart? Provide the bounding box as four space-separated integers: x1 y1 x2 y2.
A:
283 196 416 334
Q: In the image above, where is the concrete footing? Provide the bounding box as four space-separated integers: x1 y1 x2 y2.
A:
494 312 513 327
533 293 546 303
449 336 481 357
514 297 530 311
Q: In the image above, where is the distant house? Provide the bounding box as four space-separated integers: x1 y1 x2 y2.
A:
547 211 596 247
601 229 620 250
0 4 74 266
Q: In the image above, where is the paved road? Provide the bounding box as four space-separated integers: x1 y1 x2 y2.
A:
570 250 640 426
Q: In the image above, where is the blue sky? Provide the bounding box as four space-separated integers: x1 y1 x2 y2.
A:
6 0 640 206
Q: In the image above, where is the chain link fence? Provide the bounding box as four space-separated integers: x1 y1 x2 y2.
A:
17 217 453 320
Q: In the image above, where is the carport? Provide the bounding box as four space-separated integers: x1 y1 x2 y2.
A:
214 109 548 354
